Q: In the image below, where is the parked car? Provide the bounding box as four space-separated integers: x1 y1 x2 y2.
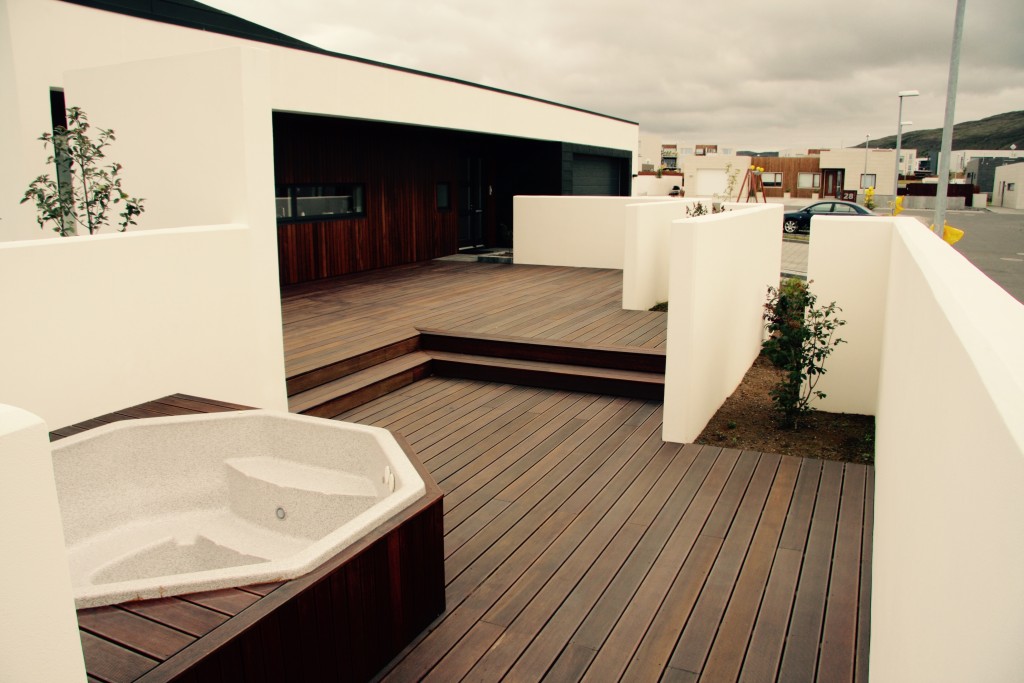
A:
783 200 874 234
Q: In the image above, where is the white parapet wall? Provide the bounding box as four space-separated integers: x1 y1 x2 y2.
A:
0 224 288 428
808 217 1024 681
624 201 767 311
661 203 783 443
0 405 87 682
513 195 675 269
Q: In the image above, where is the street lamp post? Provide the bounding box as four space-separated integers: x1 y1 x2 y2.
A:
864 134 870 183
893 90 919 213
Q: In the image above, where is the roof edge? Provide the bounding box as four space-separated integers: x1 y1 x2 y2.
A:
58 0 638 127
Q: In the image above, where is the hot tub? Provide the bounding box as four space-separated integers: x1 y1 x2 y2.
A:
51 410 425 608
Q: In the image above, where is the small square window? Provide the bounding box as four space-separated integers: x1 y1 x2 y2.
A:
1008 182 1017 191
860 173 877 189
797 172 821 189
436 182 451 211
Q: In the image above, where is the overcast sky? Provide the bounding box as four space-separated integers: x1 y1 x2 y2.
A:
204 0 1023 152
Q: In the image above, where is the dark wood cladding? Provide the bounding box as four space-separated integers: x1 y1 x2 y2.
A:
273 113 562 285
274 114 461 284
752 156 823 199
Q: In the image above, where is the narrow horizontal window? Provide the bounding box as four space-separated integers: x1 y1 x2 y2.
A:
762 172 783 187
275 184 365 221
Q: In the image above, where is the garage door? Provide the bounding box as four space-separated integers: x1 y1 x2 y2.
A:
572 154 621 195
696 168 727 197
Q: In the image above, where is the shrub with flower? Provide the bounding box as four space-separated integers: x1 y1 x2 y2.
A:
864 186 876 210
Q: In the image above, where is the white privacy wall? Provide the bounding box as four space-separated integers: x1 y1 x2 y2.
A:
662 204 783 443
514 196 671 269
807 217 1024 681
805 216 895 415
0 225 286 428
623 202 765 311
0 406 86 682
622 200 698 309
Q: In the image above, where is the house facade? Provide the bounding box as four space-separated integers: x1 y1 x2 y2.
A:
1 0 638 284
992 162 1024 209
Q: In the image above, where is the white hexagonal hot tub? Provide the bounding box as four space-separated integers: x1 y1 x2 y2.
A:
51 410 425 608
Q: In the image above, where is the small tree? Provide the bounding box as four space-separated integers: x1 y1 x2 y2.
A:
763 280 846 429
21 107 144 236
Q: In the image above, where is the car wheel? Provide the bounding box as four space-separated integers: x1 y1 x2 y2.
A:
783 219 800 234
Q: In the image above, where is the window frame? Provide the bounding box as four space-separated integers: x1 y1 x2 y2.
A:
275 183 366 222
860 173 877 189
797 172 821 190
761 172 783 187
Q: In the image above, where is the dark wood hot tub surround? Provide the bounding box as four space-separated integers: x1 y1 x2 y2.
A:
54 395 445 683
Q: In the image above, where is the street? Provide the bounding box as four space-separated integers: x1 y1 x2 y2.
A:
781 207 1024 304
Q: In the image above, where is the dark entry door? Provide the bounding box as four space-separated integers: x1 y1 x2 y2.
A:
459 157 484 248
822 169 844 198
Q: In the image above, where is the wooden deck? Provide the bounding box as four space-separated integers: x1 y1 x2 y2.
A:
281 260 666 380
338 378 873 682
63 261 871 681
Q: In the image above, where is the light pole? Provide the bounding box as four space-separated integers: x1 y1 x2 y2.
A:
893 90 919 213
863 134 870 183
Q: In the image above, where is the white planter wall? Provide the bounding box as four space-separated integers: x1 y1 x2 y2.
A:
661 203 783 443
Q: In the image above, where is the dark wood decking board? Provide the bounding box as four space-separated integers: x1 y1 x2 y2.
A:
281 261 667 379
341 377 874 682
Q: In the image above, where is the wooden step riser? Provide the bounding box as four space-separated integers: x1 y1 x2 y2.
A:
417 329 666 375
430 358 664 402
287 335 420 396
298 363 432 419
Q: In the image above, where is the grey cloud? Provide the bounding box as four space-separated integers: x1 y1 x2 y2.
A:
205 0 1024 150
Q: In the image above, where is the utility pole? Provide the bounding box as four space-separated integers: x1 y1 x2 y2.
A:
934 0 967 237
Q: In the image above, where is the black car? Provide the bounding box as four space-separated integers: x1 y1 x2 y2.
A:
783 200 874 234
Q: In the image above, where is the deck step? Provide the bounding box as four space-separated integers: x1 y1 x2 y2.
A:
289 351 432 418
286 334 421 396
418 328 665 374
425 350 663 401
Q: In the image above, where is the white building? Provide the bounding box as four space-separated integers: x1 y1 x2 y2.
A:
993 162 1024 209
2 0 639 284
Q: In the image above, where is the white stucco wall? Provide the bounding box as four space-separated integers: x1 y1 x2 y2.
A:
993 162 1024 209
661 204 783 443
0 0 638 239
623 200 698 310
0 405 86 682
632 174 683 197
869 222 1024 682
513 196 670 269
805 215 1024 680
805 216 894 415
0 224 286 428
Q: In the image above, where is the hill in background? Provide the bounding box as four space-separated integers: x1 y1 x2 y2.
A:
857 110 1024 151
